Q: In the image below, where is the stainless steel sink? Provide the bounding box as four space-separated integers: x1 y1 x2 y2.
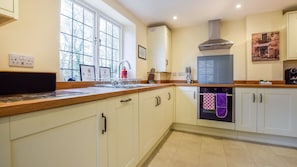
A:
0 91 88 103
94 84 154 89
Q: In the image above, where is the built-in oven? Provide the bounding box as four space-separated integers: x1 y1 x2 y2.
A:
197 54 234 129
199 87 234 123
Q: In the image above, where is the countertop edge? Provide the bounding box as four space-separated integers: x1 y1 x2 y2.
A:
1 83 297 117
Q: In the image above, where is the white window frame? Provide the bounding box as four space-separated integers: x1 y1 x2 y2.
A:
59 0 123 81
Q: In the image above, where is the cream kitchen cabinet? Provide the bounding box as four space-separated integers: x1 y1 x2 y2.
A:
0 117 10 167
139 87 173 160
286 11 297 60
175 86 198 125
0 0 18 25
10 101 100 167
235 88 297 137
105 93 139 167
147 25 172 72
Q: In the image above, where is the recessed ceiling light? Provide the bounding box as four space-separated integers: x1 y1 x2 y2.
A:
173 16 178 20
235 3 242 9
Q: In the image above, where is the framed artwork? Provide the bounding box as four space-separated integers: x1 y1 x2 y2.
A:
138 45 146 60
99 66 111 80
251 31 280 61
80 64 96 81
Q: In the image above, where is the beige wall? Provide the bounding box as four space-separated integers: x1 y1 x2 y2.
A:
246 11 284 80
171 19 246 81
0 0 291 82
0 0 148 81
0 0 60 74
171 11 286 81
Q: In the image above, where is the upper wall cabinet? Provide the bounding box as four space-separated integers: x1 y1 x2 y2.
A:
148 25 172 72
286 11 297 60
0 0 18 25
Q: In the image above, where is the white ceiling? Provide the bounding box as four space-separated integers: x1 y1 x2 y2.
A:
116 0 297 28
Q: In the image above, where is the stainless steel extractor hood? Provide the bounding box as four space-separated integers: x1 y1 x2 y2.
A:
199 19 234 51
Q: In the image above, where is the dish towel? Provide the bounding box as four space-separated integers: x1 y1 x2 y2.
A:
216 93 228 118
203 93 215 110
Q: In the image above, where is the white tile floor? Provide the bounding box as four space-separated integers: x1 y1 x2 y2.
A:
145 131 297 167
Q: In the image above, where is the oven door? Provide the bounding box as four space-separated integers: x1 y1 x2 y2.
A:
199 87 234 123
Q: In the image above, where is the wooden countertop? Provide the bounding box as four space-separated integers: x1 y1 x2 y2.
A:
175 83 297 88
0 84 173 118
1 82 296 118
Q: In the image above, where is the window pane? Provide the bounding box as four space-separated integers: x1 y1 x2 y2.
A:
62 70 72 81
73 3 83 22
61 0 72 17
84 10 94 27
84 56 93 65
106 35 112 48
73 37 83 54
100 46 106 59
106 22 112 35
73 20 83 38
106 48 112 60
113 50 119 61
100 32 106 46
73 70 80 81
99 17 122 78
113 25 119 37
113 37 119 49
60 0 96 80
60 15 72 35
100 18 106 31
60 33 72 51
60 51 72 69
84 25 93 41
84 41 93 56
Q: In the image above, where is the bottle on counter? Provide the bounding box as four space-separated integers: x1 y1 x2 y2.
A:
120 66 127 79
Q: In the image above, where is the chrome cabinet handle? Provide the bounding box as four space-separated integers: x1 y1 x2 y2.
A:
155 96 159 106
252 93 256 103
120 98 132 103
168 92 171 100
259 93 263 103
193 91 196 100
101 113 107 134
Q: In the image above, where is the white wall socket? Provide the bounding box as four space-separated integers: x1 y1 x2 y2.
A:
9 53 34 68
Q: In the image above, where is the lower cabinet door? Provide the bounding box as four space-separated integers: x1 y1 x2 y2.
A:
10 102 99 167
0 117 10 167
11 116 98 167
175 86 198 125
257 88 297 137
107 94 139 167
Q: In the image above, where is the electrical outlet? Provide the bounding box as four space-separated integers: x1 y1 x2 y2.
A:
9 53 34 68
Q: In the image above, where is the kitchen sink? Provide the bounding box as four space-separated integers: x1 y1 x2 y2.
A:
94 84 155 89
0 91 88 103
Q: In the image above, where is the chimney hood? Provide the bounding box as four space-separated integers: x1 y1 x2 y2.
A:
199 19 234 51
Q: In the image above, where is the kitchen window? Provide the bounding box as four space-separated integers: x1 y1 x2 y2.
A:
59 0 122 81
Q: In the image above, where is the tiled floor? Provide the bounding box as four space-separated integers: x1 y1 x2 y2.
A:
145 131 297 167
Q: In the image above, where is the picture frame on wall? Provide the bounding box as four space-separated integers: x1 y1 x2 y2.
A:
138 45 146 60
99 66 111 81
80 64 96 81
251 31 280 61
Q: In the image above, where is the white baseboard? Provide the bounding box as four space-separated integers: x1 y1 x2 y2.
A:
172 123 297 148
